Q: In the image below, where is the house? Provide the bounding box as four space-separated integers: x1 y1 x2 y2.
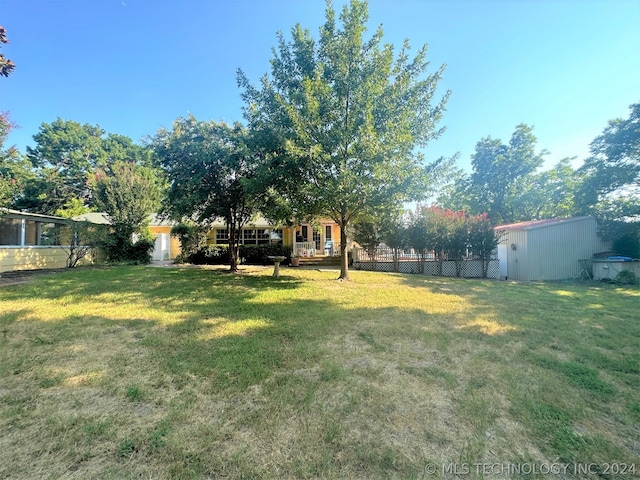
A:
148 215 343 260
0 208 105 273
495 216 611 281
207 216 342 257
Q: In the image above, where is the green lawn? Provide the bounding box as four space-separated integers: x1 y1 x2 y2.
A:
0 266 638 479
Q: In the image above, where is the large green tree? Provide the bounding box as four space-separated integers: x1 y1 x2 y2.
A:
467 124 547 224
238 0 449 279
576 102 640 256
576 102 640 221
0 112 31 208
23 118 150 214
151 116 263 272
435 124 579 224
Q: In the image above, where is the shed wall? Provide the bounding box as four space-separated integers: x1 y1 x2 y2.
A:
526 217 610 280
499 217 611 281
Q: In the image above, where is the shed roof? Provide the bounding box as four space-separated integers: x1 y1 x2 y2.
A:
495 216 594 231
495 216 593 230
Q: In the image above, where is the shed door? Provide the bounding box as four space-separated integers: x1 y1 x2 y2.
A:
498 244 508 279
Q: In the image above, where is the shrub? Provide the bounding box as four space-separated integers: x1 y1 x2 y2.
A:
615 270 638 285
612 234 640 259
240 244 292 265
187 245 229 265
101 233 154 265
171 223 208 262
186 244 292 266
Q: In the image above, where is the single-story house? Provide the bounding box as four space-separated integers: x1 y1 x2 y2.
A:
495 216 611 281
0 208 105 273
148 215 344 260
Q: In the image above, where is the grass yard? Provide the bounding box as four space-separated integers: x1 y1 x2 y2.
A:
0 265 639 479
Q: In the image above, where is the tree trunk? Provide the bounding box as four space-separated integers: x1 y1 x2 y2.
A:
228 226 239 273
339 222 350 280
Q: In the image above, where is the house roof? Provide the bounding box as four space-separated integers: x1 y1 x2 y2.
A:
149 214 177 227
208 215 277 229
72 212 112 225
495 216 594 231
1 207 69 222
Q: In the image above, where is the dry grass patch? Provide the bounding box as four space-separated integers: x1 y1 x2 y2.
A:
0 265 638 479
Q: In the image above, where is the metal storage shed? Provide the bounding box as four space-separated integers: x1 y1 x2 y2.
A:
495 216 611 281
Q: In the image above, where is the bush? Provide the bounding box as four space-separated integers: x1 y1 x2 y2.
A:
171 223 208 263
186 244 292 266
240 244 292 265
101 233 155 265
187 245 229 265
126 238 155 264
612 234 640 259
615 270 638 285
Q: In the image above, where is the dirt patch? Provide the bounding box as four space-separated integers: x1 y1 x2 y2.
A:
0 268 68 287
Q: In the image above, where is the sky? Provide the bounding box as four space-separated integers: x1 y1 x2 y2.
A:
0 0 639 173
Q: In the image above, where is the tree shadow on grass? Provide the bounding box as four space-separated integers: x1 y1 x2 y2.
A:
1 266 639 477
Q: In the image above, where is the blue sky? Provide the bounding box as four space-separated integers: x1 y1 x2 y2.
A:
1 0 639 172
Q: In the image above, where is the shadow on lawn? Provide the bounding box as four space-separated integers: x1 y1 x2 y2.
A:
2 266 639 477
1 266 436 391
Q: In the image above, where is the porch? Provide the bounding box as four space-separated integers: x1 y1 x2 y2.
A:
293 241 341 257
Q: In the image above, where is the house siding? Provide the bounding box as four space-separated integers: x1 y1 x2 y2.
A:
148 225 181 260
0 246 105 273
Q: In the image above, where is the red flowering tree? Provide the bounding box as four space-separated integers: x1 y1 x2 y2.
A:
442 209 469 277
468 213 502 278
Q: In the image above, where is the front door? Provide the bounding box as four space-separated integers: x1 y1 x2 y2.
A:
313 229 321 251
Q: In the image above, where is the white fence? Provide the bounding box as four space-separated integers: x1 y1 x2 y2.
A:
294 241 341 257
353 247 500 279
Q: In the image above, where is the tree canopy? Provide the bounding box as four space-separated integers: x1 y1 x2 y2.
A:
436 124 580 224
0 26 15 78
576 102 640 222
238 0 449 279
20 118 152 214
0 112 31 208
151 116 263 272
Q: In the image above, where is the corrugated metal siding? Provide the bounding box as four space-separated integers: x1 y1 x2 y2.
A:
509 217 610 281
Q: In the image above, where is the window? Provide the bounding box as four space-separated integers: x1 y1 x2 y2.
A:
325 225 332 241
38 222 69 246
211 227 284 245
243 229 257 243
215 229 228 244
0 217 70 246
0 218 21 245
